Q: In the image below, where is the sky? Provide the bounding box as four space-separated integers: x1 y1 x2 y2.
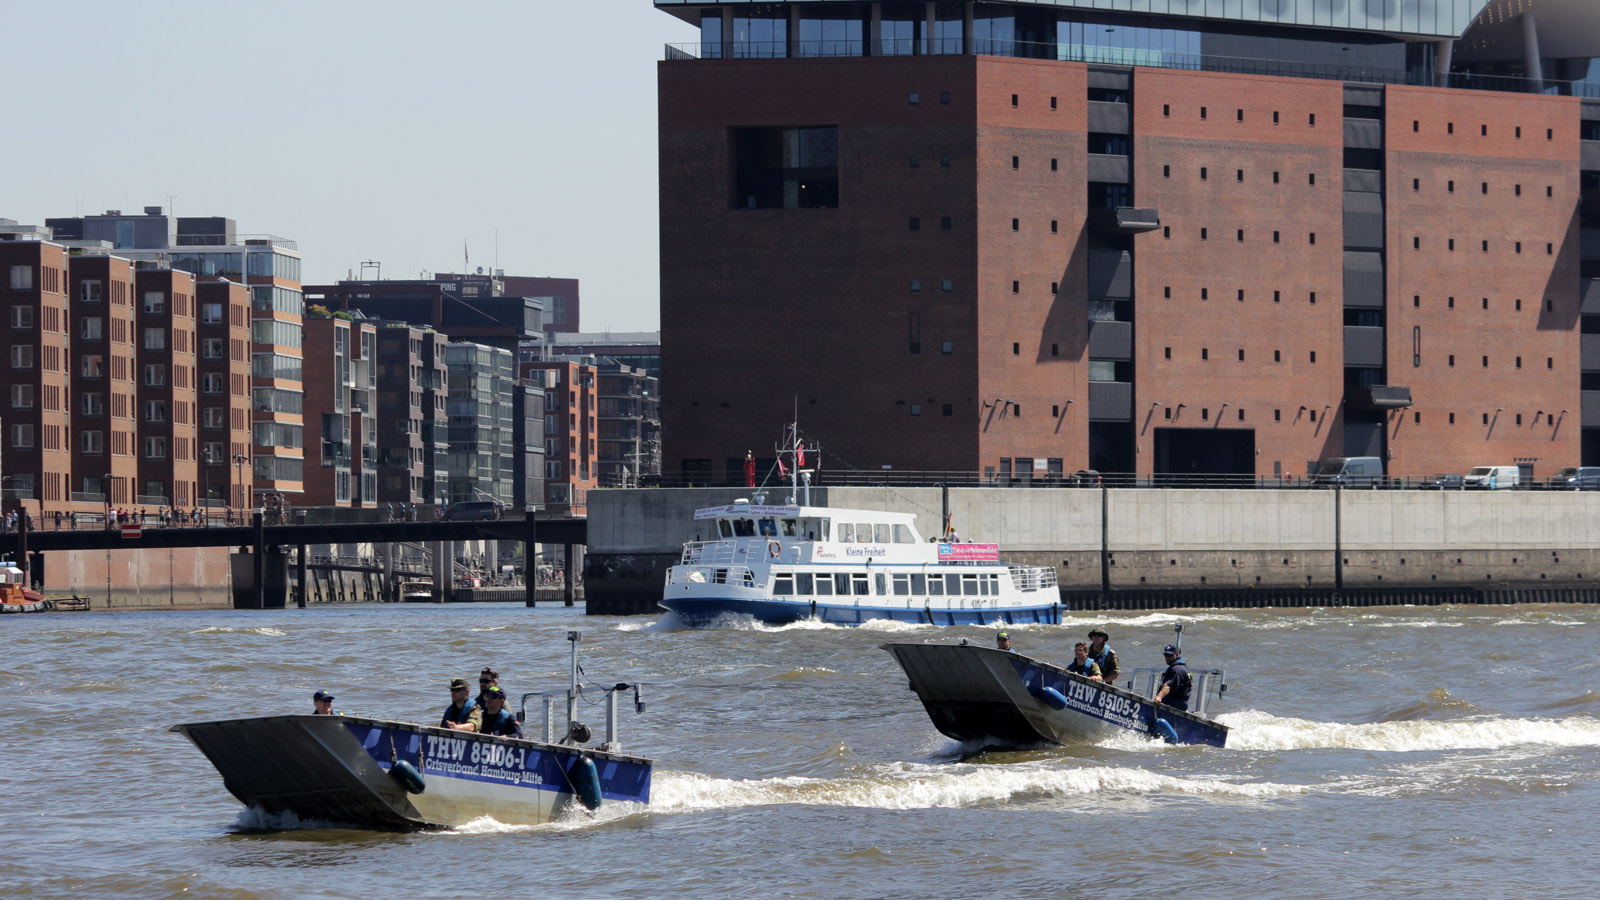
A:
1 1 698 332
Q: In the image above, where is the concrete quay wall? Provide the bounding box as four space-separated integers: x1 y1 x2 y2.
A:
585 487 1600 614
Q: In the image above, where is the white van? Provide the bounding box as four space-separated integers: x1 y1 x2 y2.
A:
1464 465 1519 490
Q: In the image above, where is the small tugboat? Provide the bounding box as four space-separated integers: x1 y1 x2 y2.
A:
0 564 47 614
660 424 1061 627
173 631 651 830
883 627 1229 748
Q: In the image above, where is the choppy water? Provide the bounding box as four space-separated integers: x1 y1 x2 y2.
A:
3 602 1596 899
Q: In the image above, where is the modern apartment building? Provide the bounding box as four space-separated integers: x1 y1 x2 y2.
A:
595 360 661 487
305 276 544 352
0 229 72 509
655 0 1600 484
522 359 597 514
444 342 517 508
133 268 199 509
65 253 138 510
374 323 450 505
301 315 378 507
435 273 581 334
194 281 252 508
47 208 305 501
545 331 660 378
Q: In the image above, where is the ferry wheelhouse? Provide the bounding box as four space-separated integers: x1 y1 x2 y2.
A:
661 497 1060 626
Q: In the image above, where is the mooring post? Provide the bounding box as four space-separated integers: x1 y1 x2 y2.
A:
252 510 265 610
1333 485 1344 603
563 543 576 607
524 511 537 608
17 512 29 588
296 543 308 609
1100 482 1111 603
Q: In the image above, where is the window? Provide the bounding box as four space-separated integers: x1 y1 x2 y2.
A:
1449 355 1455 367
1238 349 1244 361
940 154 950 167
81 280 103 302
1050 158 1057 171
910 404 921 416
1273 171 1280 184
1201 288 1209 300
909 217 921 231
942 403 952 416
1163 104 1170 117
1050 96 1056 109
1011 93 1018 107
1237 169 1244 181
941 342 952 354
82 355 103 377
9 305 33 329
81 317 103 340
144 364 165 386
1011 218 1019 232
1237 109 1243 122
143 292 165 313
908 92 920 105
1201 106 1207 119
1448 122 1454 134
1309 172 1316 185
1202 348 1209 360
1237 229 1244 241
10 423 33 448
1011 156 1019 169
1274 350 1281 362
1012 342 1019 355
8 265 32 290
202 302 223 323
144 436 167 459
1164 347 1171 359
1413 178 1419 191
941 216 952 230
1011 281 1019 293
1309 351 1317 363
909 155 920 168
9 345 33 368
731 126 838 209
940 92 951 105
1051 220 1058 233
81 431 103 454
203 407 227 428
10 384 32 409
1309 113 1315 126
941 280 952 292
1201 167 1208 180
910 280 920 292
1163 165 1170 177
145 400 168 422
202 338 224 359
143 328 165 350
81 393 103 415
1201 228 1208 240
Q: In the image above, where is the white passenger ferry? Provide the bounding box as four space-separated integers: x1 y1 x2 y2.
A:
660 429 1061 627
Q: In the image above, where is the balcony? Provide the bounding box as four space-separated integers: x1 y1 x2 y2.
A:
1086 153 1129 183
1583 334 1600 372
1584 278 1600 316
1584 391 1600 425
1088 249 1132 300
1583 140 1600 172
1344 326 1385 368
1088 207 1160 235
1087 100 1129 133
1088 320 1133 360
1088 381 1133 422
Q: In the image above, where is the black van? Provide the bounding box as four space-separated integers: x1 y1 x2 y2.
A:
1550 467 1600 490
443 500 503 521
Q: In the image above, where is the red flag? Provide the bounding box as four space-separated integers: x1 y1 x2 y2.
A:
797 445 806 467
743 452 756 488
778 459 788 477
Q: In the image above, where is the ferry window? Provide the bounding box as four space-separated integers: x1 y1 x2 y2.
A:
715 569 728 585
853 574 871 595
719 521 733 538
893 574 910 596
781 519 799 537
836 573 852 594
856 523 873 543
978 576 990 596
819 519 830 540
875 573 887 595
815 576 833 596
928 576 943 596
797 573 814 593
894 524 914 543
759 518 778 536
946 574 961 594
911 573 926 594
734 519 755 537
773 574 794 596
875 524 892 543
962 574 979 596
989 574 1001 594
838 523 855 542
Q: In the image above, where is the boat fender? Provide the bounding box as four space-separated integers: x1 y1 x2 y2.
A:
1039 686 1068 710
567 754 603 811
388 760 426 794
768 540 781 559
1153 717 1180 745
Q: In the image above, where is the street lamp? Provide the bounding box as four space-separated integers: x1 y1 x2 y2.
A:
201 446 213 526
233 454 247 518
104 472 114 529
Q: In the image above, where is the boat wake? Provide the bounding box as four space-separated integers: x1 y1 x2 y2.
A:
189 626 287 637
1215 709 1600 752
646 762 1302 813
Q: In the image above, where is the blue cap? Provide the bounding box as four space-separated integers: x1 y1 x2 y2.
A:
313 690 334 702
1163 644 1180 656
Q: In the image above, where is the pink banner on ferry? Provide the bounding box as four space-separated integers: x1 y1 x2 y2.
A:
937 542 1000 561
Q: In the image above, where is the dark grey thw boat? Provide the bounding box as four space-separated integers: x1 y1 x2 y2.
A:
882 642 1229 749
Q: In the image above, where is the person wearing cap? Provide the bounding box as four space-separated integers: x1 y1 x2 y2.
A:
1152 644 1192 711
477 686 523 739
1064 642 1103 681
312 690 336 715
440 678 483 732
995 631 1013 652
473 667 500 710
1087 628 1119 685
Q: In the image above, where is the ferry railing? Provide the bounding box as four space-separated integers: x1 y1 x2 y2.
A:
1008 564 1059 592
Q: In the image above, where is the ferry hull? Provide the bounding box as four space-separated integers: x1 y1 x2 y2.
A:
659 595 1062 627
882 643 1228 748
172 714 651 830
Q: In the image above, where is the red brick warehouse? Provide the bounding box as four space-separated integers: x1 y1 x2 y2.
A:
655 1 1600 485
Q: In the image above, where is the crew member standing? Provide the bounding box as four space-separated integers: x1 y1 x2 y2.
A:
1087 628 1119 685
1152 644 1191 711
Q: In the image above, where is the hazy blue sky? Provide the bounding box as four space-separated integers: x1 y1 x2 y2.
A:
2 1 697 331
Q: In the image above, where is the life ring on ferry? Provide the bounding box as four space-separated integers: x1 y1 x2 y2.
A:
767 540 781 559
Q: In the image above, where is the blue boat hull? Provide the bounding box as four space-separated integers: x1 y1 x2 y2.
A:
659 595 1063 628
882 642 1229 748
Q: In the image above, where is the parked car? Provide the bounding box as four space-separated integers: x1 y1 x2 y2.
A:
1312 456 1384 487
1463 465 1519 490
443 500 503 521
1420 473 1465 490
1548 466 1600 490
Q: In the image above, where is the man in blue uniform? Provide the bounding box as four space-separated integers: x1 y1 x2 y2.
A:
995 631 1013 652
477 686 523 738
440 678 483 732
1064 642 1103 681
1152 644 1191 711
312 690 335 715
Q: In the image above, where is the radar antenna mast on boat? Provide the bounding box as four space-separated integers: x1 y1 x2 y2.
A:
776 412 814 507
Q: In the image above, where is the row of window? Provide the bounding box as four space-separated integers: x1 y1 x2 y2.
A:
1161 104 1318 127
1161 347 1321 364
1411 179 1555 197
1409 237 1555 255
772 570 1004 599
1165 166 1316 185
1409 120 1556 141
1163 226 1319 244
6 264 64 294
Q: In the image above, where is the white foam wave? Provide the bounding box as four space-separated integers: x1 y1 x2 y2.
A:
648 762 1301 813
189 626 286 637
1218 709 1600 752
